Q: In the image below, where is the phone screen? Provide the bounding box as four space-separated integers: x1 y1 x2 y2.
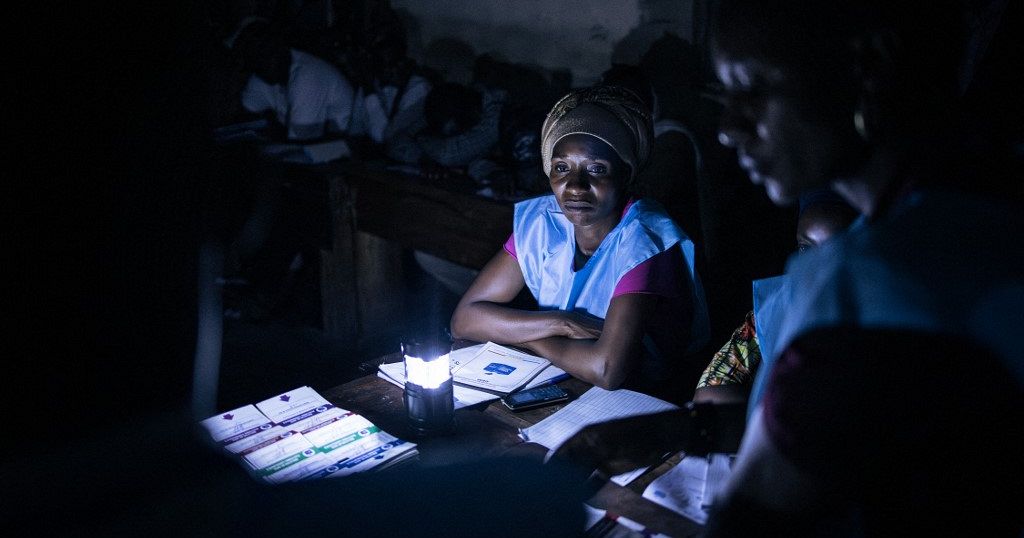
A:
504 386 568 409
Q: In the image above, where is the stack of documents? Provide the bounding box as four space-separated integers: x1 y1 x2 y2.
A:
377 342 568 409
199 386 417 484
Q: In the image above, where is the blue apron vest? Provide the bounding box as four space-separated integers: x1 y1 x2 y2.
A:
771 189 1024 391
513 195 709 356
747 274 790 419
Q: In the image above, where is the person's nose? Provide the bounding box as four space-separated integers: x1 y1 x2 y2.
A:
565 168 590 194
717 97 755 149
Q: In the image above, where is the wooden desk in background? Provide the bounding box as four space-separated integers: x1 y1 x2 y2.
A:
320 163 513 346
318 343 703 538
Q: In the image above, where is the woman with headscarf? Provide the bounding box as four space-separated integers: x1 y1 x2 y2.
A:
451 86 709 396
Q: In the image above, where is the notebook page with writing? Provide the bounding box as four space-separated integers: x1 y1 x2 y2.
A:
520 387 678 449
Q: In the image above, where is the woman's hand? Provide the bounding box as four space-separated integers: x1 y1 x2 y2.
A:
549 411 687 477
557 310 604 339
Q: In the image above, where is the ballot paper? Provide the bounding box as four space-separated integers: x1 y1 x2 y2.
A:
255 385 335 427
199 386 417 484
641 453 734 525
199 404 274 445
451 342 553 394
242 429 319 479
297 414 417 480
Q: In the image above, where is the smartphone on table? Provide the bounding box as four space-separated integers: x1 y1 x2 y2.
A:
501 385 570 411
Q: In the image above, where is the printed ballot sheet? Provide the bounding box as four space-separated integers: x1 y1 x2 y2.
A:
201 386 418 485
642 453 734 524
200 404 274 445
451 341 551 394
255 385 334 427
520 387 679 449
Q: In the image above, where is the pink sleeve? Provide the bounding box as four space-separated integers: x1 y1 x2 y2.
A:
612 248 685 298
503 234 517 259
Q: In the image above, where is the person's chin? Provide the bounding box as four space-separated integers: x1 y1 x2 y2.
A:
562 206 594 223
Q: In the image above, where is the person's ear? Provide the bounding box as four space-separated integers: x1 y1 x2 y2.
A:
849 29 901 144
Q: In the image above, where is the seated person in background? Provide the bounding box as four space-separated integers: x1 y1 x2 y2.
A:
473 55 562 196
451 86 710 397
403 83 509 298
386 82 507 174
600 64 705 253
235 21 355 141
693 189 857 408
347 31 431 147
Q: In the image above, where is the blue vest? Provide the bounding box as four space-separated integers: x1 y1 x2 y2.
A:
772 189 1024 389
747 274 789 419
513 195 709 355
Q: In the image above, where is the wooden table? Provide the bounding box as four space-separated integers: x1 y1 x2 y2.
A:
319 344 704 537
319 163 514 346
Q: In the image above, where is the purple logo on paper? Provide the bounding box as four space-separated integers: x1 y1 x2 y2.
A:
279 394 291 402
222 413 234 420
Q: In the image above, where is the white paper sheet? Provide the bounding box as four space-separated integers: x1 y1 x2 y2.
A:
520 387 678 449
451 342 551 394
199 404 273 444
254 386 333 425
641 453 735 525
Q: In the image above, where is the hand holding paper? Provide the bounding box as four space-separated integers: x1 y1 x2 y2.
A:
549 409 688 477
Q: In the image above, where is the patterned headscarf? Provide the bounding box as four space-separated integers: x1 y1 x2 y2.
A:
541 85 654 189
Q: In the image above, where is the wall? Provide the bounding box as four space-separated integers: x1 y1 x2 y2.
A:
391 0 695 86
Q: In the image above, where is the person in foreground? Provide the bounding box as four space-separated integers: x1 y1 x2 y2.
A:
693 190 857 410
451 85 709 396
553 1 1023 535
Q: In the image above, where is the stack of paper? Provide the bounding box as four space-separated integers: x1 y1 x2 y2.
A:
199 386 417 484
376 342 568 409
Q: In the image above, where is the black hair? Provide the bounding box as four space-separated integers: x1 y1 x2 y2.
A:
424 83 482 135
599 64 656 116
712 0 965 138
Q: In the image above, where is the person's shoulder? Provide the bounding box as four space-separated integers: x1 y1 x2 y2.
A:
513 195 566 242
291 49 348 82
627 198 686 242
514 193 557 213
408 75 431 91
